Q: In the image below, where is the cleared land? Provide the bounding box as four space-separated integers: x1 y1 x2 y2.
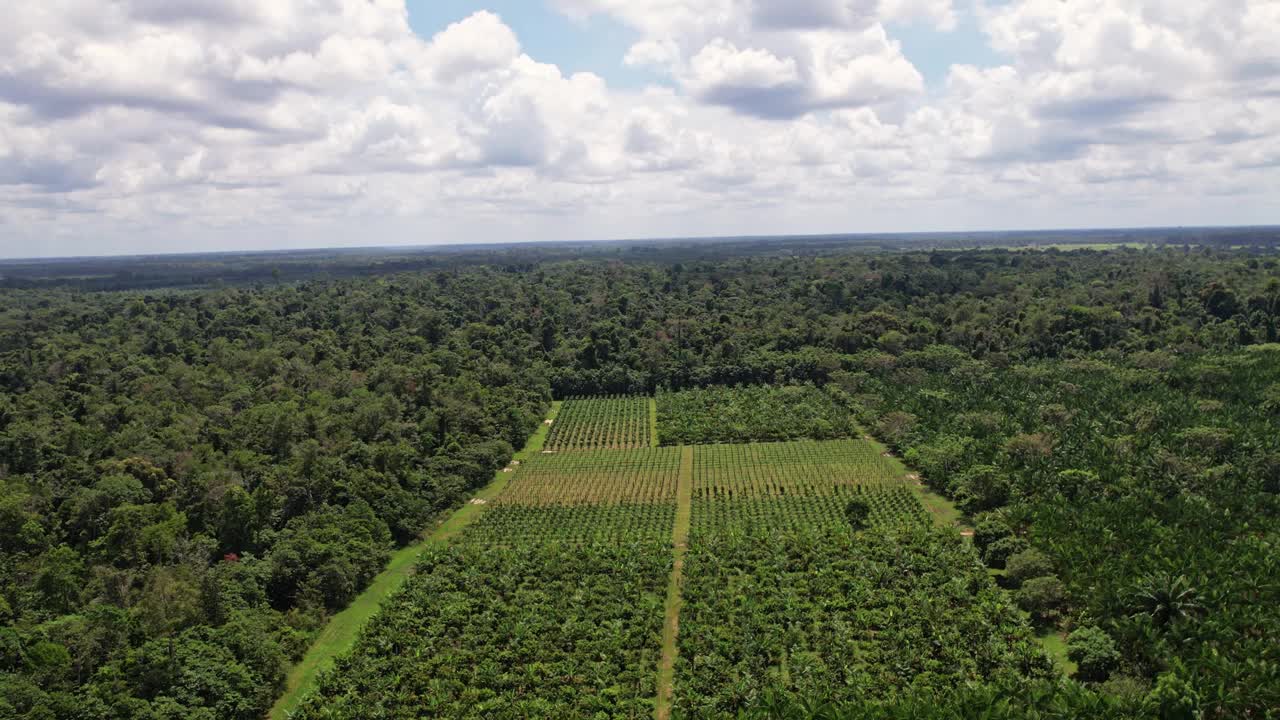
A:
545 395 653 450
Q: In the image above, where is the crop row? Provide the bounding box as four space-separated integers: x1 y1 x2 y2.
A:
545 395 652 451
295 542 670 719
462 503 676 545
673 525 1051 717
691 486 929 536
692 439 901 499
498 447 681 506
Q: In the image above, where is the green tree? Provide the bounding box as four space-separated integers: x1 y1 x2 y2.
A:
844 498 871 530
35 546 85 614
1017 575 1066 627
1004 548 1054 589
1066 626 1120 681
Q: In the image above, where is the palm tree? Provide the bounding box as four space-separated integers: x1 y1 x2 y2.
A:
1129 572 1203 628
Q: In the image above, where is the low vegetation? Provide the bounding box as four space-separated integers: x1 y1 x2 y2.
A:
691 439 900 499
657 385 858 445
496 447 680 506
544 395 653 451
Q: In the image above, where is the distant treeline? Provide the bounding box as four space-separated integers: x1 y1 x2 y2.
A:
3 226 1278 291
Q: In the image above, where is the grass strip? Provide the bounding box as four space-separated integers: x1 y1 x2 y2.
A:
655 446 693 720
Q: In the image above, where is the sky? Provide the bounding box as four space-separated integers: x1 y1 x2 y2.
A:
1 1 1278 258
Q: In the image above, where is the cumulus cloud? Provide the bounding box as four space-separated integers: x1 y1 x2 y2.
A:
0 0 1278 257
564 0 932 118
422 11 521 82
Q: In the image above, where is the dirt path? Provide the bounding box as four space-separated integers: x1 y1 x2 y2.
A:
655 446 693 720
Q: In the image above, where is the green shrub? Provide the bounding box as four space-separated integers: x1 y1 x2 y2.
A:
1067 626 1120 682
983 535 1029 569
1004 548 1055 588
1017 575 1066 626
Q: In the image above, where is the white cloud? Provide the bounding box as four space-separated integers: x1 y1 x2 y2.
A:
0 0 1278 257
558 0 933 118
686 40 803 103
421 11 521 82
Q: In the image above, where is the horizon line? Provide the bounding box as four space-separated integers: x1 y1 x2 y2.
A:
3 223 1278 264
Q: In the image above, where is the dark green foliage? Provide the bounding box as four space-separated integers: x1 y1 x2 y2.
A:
1003 549 1054 589
2 245 1278 715
675 526 1053 717
1126 573 1203 629
1017 576 1067 627
1067 627 1121 682
0 276 548 715
855 342 1280 713
657 385 858 445
294 542 670 719
982 535 1029 570
972 513 1012 558
265 502 391 611
725 680 1156 719
844 497 871 529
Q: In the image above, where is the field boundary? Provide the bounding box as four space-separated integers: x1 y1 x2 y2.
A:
268 400 562 719
655 446 693 720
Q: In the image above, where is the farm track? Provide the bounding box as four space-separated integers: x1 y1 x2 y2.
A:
655 446 693 720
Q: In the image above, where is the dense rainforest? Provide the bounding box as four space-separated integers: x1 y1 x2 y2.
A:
1 244 1278 718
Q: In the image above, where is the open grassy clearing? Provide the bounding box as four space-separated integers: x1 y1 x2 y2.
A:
269 401 562 720
545 395 653 450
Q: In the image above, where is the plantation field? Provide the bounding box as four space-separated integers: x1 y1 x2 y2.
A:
691 439 901 500
657 384 858 445
497 447 681 505
463 502 677 545
673 526 1052 717
294 403 1047 720
545 395 653 450
692 486 928 535
293 542 670 720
